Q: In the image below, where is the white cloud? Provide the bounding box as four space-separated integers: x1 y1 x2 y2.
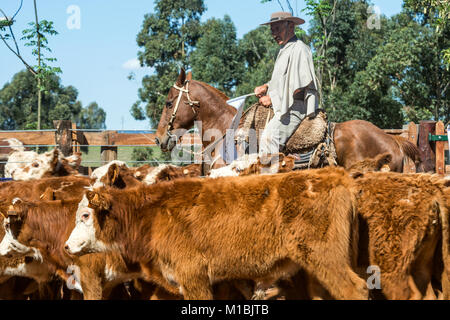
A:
122 58 142 70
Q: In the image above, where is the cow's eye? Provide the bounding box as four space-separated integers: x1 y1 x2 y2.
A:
166 101 173 109
5 223 10 229
81 213 90 220
32 162 39 168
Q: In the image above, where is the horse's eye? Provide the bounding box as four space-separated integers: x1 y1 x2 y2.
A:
166 101 173 109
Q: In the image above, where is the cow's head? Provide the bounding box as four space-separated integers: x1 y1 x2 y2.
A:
0 199 42 261
6 148 82 181
348 153 393 179
64 190 113 256
91 161 141 189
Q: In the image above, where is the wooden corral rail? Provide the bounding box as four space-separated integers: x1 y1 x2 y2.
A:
0 120 448 174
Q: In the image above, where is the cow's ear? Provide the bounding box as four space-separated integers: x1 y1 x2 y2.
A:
50 148 61 168
86 191 110 211
176 68 186 87
40 187 55 201
105 163 120 187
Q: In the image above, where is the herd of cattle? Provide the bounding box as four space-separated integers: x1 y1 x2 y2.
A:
0 138 449 300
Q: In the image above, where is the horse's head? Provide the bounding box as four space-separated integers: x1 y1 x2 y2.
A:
155 69 200 152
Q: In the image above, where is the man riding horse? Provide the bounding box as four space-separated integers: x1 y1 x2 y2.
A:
154 12 421 173
255 12 319 157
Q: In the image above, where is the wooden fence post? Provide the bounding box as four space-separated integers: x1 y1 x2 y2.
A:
403 122 418 173
53 120 73 157
101 131 117 164
435 121 445 175
418 120 436 172
72 122 80 154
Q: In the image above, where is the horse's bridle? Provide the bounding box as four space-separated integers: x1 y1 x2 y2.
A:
167 80 200 133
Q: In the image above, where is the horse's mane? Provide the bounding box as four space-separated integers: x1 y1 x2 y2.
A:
194 80 229 102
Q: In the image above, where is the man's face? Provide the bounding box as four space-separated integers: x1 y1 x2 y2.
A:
270 21 294 46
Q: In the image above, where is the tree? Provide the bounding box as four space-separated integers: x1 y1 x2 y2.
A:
131 0 206 127
404 0 450 66
235 26 279 107
0 70 106 130
403 0 450 122
190 15 244 96
130 146 171 167
0 1 62 129
76 102 106 129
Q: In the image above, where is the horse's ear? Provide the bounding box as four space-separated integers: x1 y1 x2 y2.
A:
176 68 186 86
186 71 192 81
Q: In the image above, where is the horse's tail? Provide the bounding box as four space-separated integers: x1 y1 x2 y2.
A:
392 135 422 169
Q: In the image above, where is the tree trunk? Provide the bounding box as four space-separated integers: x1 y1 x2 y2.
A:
53 120 73 157
34 0 42 130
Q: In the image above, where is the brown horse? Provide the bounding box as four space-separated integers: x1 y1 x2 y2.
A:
155 69 421 172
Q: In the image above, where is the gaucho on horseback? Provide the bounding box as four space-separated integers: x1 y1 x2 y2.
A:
254 12 320 159
155 10 421 173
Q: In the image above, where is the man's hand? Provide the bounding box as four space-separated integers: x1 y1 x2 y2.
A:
254 84 268 98
259 95 272 107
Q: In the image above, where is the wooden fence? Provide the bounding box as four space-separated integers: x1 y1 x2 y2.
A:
0 119 448 175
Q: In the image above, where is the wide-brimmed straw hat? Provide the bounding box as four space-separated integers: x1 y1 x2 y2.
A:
261 11 305 26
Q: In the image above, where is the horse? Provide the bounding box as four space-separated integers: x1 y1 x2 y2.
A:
155 69 421 173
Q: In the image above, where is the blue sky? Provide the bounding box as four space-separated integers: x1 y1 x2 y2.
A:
0 0 403 130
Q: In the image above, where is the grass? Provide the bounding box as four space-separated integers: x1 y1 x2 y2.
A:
79 146 171 169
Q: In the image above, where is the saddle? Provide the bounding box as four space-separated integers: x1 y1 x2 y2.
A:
236 103 337 170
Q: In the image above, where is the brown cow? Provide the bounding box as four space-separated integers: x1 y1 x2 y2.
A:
0 175 92 203
0 199 149 300
0 198 254 300
132 163 202 184
0 159 164 300
65 167 369 300
295 172 450 300
347 153 392 174
353 172 449 300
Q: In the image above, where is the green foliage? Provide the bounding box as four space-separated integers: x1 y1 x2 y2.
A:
190 15 244 96
0 70 106 130
130 146 171 167
235 26 279 108
21 20 62 92
76 102 106 129
403 0 450 66
132 0 206 126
